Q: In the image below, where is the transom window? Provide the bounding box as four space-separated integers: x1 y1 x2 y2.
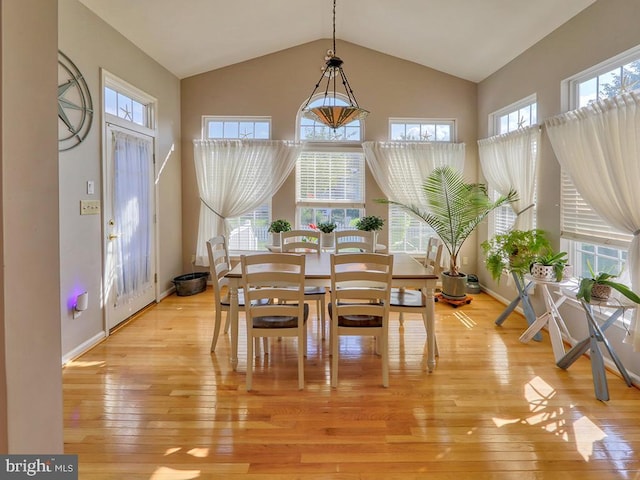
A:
494 98 537 135
203 116 270 139
562 45 640 278
488 95 538 236
104 78 155 131
387 119 455 253
389 119 454 142
202 116 272 251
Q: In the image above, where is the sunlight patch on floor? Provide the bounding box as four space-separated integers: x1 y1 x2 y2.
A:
150 466 200 480
492 375 607 462
453 310 477 329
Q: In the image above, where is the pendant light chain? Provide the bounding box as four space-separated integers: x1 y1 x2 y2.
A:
332 0 336 55
300 0 369 129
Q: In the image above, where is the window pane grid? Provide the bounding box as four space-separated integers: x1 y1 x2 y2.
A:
105 86 149 128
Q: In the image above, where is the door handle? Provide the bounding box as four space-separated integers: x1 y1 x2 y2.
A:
108 234 120 240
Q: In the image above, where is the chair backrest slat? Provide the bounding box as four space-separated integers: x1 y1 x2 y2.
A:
281 230 321 253
334 230 375 253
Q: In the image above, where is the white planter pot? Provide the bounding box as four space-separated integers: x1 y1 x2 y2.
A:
531 263 558 282
320 232 334 249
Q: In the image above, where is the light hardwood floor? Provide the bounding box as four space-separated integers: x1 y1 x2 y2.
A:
63 288 640 479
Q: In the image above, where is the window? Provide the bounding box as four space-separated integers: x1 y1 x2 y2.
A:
296 149 365 229
386 119 455 253
203 116 270 139
202 116 272 251
104 77 155 132
296 95 364 228
389 119 454 142
561 45 640 278
488 95 538 236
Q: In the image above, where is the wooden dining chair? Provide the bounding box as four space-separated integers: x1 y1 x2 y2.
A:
328 252 393 387
390 237 443 356
279 229 328 340
240 253 309 391
333 229 375 252
206 235 236 352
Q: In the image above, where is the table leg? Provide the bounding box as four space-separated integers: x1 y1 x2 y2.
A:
519 312 551 343
425 286 436 373
496 274 538 341
584 307 633 387
588 320 610 402
228 278 239 370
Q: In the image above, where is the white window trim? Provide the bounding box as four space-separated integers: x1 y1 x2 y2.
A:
489 93 537 136
562 43 640 111
102 70 157 136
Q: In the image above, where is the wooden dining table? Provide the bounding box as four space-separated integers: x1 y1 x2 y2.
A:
225 252 440 372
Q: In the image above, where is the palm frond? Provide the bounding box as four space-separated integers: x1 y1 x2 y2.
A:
379 166 518 275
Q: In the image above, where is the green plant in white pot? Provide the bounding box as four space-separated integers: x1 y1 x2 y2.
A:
268 219 291 246
380 166 517 299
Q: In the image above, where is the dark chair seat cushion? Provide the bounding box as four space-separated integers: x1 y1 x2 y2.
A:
252 303 309 328
328 303 383 327
303 286 326 296
389 288 425 308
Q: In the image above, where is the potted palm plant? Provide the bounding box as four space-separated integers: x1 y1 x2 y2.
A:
380 166 517 299
577 262 640 303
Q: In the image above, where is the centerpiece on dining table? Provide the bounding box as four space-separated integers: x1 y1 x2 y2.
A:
309 221 337 249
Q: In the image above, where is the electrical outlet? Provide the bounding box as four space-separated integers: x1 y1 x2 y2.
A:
463 256 469 265
191 254 196 264
80 200 100 215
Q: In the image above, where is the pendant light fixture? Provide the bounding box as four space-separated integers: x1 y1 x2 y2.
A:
301 0 369 130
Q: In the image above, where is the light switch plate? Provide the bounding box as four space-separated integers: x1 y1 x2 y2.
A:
80 200 100 215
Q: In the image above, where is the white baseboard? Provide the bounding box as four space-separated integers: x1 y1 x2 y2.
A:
61 331 106 366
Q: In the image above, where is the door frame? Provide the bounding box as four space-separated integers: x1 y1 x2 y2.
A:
100 69 159 334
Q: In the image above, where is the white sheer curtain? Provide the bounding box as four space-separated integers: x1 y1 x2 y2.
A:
112 130 153 304
193 139 302 265
362 141 465 208
478 125 540 230
546 92 640 350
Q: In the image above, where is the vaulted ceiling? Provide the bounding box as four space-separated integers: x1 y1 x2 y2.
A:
78 0 596 82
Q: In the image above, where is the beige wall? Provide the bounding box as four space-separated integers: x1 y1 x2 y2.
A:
478 0 640 377
181 40 477 270
1 0 62 452
58 0 182 360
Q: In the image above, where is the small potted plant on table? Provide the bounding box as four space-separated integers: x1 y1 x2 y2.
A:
268 219 291 247
312 221 337 249
577 263 640 303
530 250 570 282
